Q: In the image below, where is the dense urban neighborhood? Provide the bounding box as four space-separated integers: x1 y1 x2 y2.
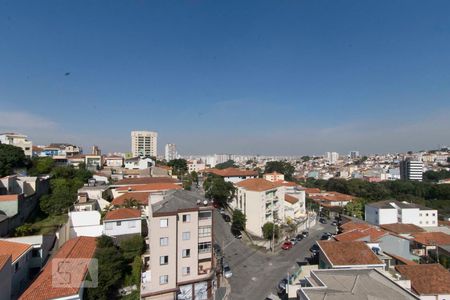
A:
0 131 449 300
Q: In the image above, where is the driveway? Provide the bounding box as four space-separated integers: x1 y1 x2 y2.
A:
213 210 335 300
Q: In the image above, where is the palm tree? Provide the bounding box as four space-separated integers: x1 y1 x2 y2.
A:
123 198 139 208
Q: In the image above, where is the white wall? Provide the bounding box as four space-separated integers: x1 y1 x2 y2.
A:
69 211 103 238
400 208 419 225
104 218 141 237
418 210 438 227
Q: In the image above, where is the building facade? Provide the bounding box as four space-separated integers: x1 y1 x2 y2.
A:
0 133 32 157
400 159 423 181
165 144 177 162
131 131 158 157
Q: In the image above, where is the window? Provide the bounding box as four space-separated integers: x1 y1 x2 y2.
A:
182 267 191 276
426 213 429 217
419 221 422 224
432 213 436 216
128 220 136 228
32 249 40 258
159 275 168 285
182 249 191 258
182 214 191 223
182 232 191 240
160 237 168 246
116 221 122 226
160 256 168 265
160 219 168 228
105 222 113 230
419 213 422 217
15 262 19 272
198 242 212 253
199 226 212 238
199 211 212 220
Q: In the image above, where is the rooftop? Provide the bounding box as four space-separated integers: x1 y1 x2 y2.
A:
334 227 387 242
114 177 179 186
116 182 182 192
20 236 97 300
284 194 299 204
412 231 450 246
235 178 279 192
104 208 141 221
0 194 20 202
205 167 258 177
0 254 11 270
318 241 384 267
367 200 434 210
111 192 151 206
300 268 419 300
380 223 425 234
0 240 32 262
152 190 212 215
396 264 450 295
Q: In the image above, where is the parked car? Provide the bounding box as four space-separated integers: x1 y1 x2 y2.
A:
223 263 232 278
331 220 337 226
277 275 295 294
213 243 222 256
320 234 331 240
310 244 320 254
319 218 327 224
231 228 242 239
295 234 303 242
281 241 293 250
289 238 297 245
324 232 333 237
222 214 231 222
301 231 309 238
219 208 225 214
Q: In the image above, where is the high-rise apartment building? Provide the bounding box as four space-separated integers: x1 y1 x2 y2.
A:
325 152 339 164
131 131 158 157
400 159 423 181
350 151 360 159
165 143 177 162
141 190 215 300
0 132 33 157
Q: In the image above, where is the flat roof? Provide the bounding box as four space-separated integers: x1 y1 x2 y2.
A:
152 190 212 215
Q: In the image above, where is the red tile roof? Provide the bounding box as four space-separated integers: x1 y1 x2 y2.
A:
116 182 182 192
334 227 387 242
304 188 321 194
309 191 353 202
236 178 278 192
104 208 141 221
340 221 374 232
380 223 425 234
205 167 258 177
384 252 418 266
396 264 450 295
318 241 384 266
0 254 11 270
0 240 32 262
284 194 299 204
0 194 20 202
115 177 179 186
412 232 450 246
273 180 299 187
111 192 151 206
20 236 97 300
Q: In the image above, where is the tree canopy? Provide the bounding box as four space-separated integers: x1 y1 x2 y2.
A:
215 160 237 169
0 144 28 177
262 222 280 240
28 157 55 176
232 209 246 232
203 174 235 207
264 161 295 180
167 159 188 176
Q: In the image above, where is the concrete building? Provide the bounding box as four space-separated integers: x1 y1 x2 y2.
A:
141 190 215 300
204 167 258 184
131 131 158 157
187 160 206 174
125 156 155 170
325 152 339 164
400 159 423 181
103 208 142 239
297 268 419 300
0 133 32 157
165 143 177 162
263 171 285 182
365 200 438 227
350 150 360 159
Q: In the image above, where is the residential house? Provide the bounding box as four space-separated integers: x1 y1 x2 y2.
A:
187 160 206 174
297 268 419 300
395 264 450 300
20 236 97 300
365 200 438 227
0 133 32 157
317 241 385 270
204 167 258 183
410 232 450 257
85 154 103 171
263 171 285 182
141 190 215 300
103 208 142 239
104 155 124 167
112 182 182 198
125 156 154 170
68 198 103 238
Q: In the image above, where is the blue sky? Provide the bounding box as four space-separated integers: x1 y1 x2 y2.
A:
1 0 450 155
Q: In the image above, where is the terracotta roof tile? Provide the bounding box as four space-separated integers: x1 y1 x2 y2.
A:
304 188 321 194
380 223 425 234
284 194 299 204
20 236 97 300
0 240 32 262
116 182 182 192
115 177 179 185
334 227 387 242
205 167 258 177
236 178 279 192
396 264 450 295
104 208 141 221
111 192 151 206
0 254 11 270
384 252 418 265
0 194 20 202
273 180 299 187
318 241 384 266
412 232 450 246
340 221 374 232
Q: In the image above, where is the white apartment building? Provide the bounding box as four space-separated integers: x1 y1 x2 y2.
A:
131 130 158 157
400 159 423 181
164 143 177 162
187 160 206 173
0 133 32 157
141 190 215 300
325 152 339 164
365 200 438 227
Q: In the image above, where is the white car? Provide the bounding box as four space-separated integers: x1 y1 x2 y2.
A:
223 263 232 278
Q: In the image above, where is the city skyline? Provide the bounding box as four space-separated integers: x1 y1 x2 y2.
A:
1 1 450 154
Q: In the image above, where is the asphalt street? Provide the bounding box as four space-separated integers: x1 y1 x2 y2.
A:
213 209 335 300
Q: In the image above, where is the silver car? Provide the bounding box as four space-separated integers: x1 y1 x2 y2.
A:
223 263 232 278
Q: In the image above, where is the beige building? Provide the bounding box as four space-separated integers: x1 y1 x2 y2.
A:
131 131 158 157
263 171 285 182
0 133 32 157
141 190 215 300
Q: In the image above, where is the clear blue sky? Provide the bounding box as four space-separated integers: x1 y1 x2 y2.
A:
1 0 450 155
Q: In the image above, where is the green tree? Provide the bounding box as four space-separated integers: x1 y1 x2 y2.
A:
122 198 140 208
14 223 35 236
262 222 280 240
264 161 295 180
29 157 55 176
167 159 188 176
232 209 246 232
0 144 28 177
344 198 365 219
301 156 311 162
190 171 199 184
215 160 236 169
120 235 144 261
203 175 235 207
